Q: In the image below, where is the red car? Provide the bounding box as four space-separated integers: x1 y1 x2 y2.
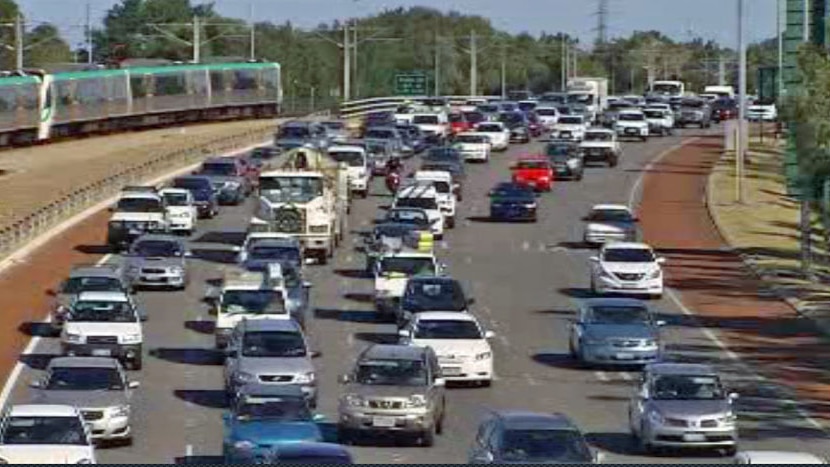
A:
511 156 554 192
449 112 472 135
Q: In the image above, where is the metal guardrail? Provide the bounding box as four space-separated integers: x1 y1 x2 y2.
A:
338 95 500 121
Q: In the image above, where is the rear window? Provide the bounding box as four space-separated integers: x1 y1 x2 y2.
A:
413 115 440 124
516 161 549 170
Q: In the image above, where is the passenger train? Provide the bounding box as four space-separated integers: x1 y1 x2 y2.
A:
0 61 282 147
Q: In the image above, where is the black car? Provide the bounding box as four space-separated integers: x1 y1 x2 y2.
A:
396 276 472 328
195 157 252 205
488 182 538 222
545 142 584 181
172 175 218 218
423 146 463 165
395 123 427 154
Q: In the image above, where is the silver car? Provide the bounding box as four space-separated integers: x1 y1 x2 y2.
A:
583 204 639 245
628 363 739 455
29 357 139 444
569 298 665 366
125 234 191 290
223 319 320 407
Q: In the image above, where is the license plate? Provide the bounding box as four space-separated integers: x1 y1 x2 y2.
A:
683 433 706 442
556 168 567 173
615 353 635 360
441 366 462 375
129 229 142 235
145 277 165 282
625 129 637 134
621 284 640 289
92 349 111 357
372 416 397 427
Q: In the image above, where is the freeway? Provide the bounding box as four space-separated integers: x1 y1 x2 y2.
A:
4 127 830 464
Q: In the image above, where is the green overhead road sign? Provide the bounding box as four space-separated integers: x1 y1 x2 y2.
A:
395 73 428 96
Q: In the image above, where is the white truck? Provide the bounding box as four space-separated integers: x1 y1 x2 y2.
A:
704 85 735 99
566 77 609 122
250 148 350 265
649 80 686 97
327 144 371 198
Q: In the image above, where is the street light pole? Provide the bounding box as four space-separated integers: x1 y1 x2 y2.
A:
501 41 507 99
192 15 200 63
343 21 351 101
470 30 478 97
14 13 23 69
736 0 747 203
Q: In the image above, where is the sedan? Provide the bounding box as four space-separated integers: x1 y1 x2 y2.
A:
488 182 538 222
589 242 665 299
582 204 639 245
568 298 665 367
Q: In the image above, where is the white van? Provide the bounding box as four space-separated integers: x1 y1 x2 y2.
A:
414 171 457 228
394 184 445 239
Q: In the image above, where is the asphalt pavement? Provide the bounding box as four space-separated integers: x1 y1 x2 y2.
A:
7 128 830 464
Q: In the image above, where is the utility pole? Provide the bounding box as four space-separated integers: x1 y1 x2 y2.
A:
14 13 23 69
500 41 507 99
561 39 568 90
249 3 255 60
434 32 440 95
572 46 578 77
352 21 358 97
85 2 93 64
469 30 477 97
343 21 351 101
718 55 726 85
804 0 810 42
596 0 609 45
192 16 201 62
736 0 747 204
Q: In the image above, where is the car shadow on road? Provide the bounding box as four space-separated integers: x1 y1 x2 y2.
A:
556 241 594 251
19 353 55 370
190 248 237 265
151 348 225 366
584 432 641 457
335 268 372 280
19 322 57 338
74 244 116 255
354 332 400 345
185 320 215 335
314 307 382 324
532 309 575 317
557 288 595 299
343 292 374 303
531 352 582 370
173 389 228 409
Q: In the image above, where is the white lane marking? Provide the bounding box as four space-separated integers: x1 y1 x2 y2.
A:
627 137 699 210
347 333 355 349
595 371 610 382
523 373 540 386
0 253 113 409
186 444 194 458
521 241 530 251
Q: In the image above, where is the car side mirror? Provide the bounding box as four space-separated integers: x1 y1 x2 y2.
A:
656 320 667 327
434 377 446 387
128 381 140 389
226 349 238 359
656 257 667 264
729 392 740 401
398 329 410 338
184 250 193 258
312 413 326 422
28 380 42 389
302 281 313 289
229 245 242 253
467 297 476 305
484 330 496 339
46 289 57 297
310 350 322 359
338 374 351 384
589 256 599 262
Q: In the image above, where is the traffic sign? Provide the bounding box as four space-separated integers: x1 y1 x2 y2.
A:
395 73 428 96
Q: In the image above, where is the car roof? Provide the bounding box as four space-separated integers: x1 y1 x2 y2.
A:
414 311 476 322
415 171 452 180
248 237 300 248
237 382 306 398
495 411 578 431
592 204 630 211
48 356 120 369
602 242 651 250
239 319 301 332
160 187 190 193
646 362 718 376
736 451 826 463
619 109 645 115
76 290 130 302
397 184 439 198
176 175 211 182
8 404 80 418
68 264 122 278
581 297 649 309
408 275 459 285
361 344 428 361
328 145 365 152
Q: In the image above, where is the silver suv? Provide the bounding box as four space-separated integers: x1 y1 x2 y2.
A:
29 357 138 445
223 319 320 407
337 344 446 446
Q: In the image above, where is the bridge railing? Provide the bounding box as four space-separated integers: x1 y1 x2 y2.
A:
338 95 501 121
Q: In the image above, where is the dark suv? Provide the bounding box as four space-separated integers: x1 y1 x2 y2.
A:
195 157 253 205
274 121 328 152
172 175 219 218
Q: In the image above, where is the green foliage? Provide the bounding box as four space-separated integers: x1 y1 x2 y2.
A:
0 0 72 69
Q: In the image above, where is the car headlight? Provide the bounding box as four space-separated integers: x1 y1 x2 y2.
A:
111 405 130 417
344 394 366 407
64 333 84 344
295 372 315 384
173 211 191 218
234 371 255 384
720 412 737 425
648 269 662 279
648 410 666 425
407 395 428 408
643 339 658 347
475 351 492 361
522 203 536 209
121 333 141 344
234 440 256 450
169 266 184 275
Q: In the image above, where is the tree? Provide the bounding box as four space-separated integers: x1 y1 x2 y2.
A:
24 24 72 67
0 0 21 69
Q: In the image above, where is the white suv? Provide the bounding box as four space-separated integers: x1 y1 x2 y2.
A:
394 184 445 239
590 242 665 299
159 188 197 235
398 311 495 386
328 144 370 198
413 171 457 229
614 110 649 141
0 404 96 464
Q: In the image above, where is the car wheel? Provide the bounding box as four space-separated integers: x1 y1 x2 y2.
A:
638 422 654 454
317 251 328 265
576 170 584 181
339 427 356 445
446 216 456 229
128 355 142 371
722 446 737 457
479 379 492 388
421 425 436 447
436 410 445 434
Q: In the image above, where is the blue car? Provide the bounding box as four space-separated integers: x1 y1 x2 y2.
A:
488 182 538 222
172 175 218 218
229 442 354 464
223 384 325 463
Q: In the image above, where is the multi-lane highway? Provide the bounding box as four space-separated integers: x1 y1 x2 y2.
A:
5 127 830 464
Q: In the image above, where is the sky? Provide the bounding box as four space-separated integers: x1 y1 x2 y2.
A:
15 0 779 48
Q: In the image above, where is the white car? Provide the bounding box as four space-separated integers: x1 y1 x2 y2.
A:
413 171 457 228
159 188 197 235
746 103 777 122
394 183 446 238
583 204 638 245
590 242 665 299
0 404 97 464
733 451 827 464
643 108 674 136
452 132 491 162
473 122 510 151
534 106 560 129
412 113 449 141
398 311 495 386
614 109 649 141
328 144 371 198
551 115 587 141
373 250 441 314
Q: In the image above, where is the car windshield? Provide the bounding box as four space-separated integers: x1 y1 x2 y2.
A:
421 163 460 177
610 102 634 110
559 117 582 125
456 135 488 144
356 359 427 386
478 104 499 113
328 151 365 167
162 192 189 206
45 366 124 391
682 100 705 108
365 129 395 139
518 101 537 112
536 108 558 116
241 331 306 358
567 93 592 104
413 115 439 124
260 176 324 203
132 240 181 257
0 416 88 446
248 244 301 263
386 209 429 225
448 114 464 123
588 209 633 222
380 257 436 276
278 127 310 139
584 132 612 143
174 178 211 191
477 124 502 133
619 113 644 121
403 280 467 312
116 197 164 213
414 319 481 339
321 121 344 130
62 276 122 294
651 374 725 400
644 110 664 119
463 112 485 123
396 197 439 210
71 300 135 322
236 397 310 421
491 184 534 199
200 162 236 176
546 145 572 157
501 429 593 463
603 248 655 263
515 161 549 170
587 305 651 325
426 148 460 160
222 290 286 316
416 181 450 194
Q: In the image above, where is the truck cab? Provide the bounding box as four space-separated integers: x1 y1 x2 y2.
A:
107 186 169 251
649 80 685 97
328 144 371 198
159 188 197 235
